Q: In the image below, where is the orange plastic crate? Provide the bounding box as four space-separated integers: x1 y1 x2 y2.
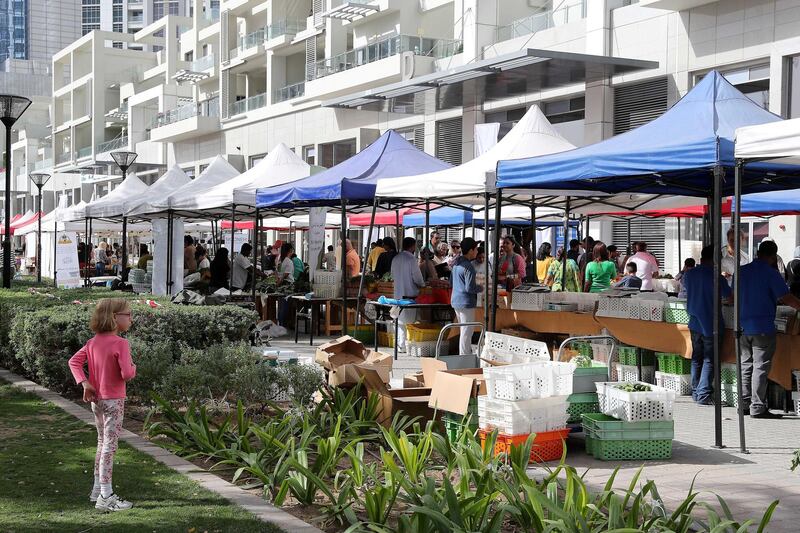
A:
478 428 570 463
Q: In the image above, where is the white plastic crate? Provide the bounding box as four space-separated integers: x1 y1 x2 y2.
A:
609 298 630 318
313 284 340 299
615 363 655 384
626 299 642 320
484 361 576 401
792 391 800 414
131 282 151 294
596 297 612 317
793 370 800 392
595 381 676 422
312 270 341 285
634 298 665 322
655 371 692 396
481 332 550 365
477 396 568 435
510 291 547 311
407 341 439 358
590 342 612 362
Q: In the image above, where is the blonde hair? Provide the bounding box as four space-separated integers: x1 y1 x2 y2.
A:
90 298 131 333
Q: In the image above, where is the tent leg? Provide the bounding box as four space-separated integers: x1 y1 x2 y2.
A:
357 198 378 324
88 218 93 286
491 189 503 333
229 203 236 290
711 166 724 449
121 216 128 272
733 161 749 454
530 200 537 283
340 198 349 336
483 192 490 331
166 210 173 296
677 218 682 270
395 209 401 244
425 200 430 249
252 208 260 301
470 215 475 239
562 198 570 292
627 218 632 257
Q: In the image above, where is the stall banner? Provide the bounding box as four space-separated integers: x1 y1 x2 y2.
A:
308 207 328 282
152 218 185 296
55 232 82 288
224 231 248 253
474 122 500 157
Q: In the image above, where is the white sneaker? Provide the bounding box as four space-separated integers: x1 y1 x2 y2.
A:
90 486 101 502
95 493 133 512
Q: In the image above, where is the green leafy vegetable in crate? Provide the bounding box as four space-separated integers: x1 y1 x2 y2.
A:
614 383 652 392
572 354 592 368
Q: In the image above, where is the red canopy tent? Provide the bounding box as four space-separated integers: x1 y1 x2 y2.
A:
595 198 732 219
0 212 42 235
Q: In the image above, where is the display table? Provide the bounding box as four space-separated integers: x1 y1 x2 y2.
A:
478 308 603 336
366 301 454 359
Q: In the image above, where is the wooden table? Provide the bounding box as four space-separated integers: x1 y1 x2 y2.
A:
477 308 603 336
366 301 454 359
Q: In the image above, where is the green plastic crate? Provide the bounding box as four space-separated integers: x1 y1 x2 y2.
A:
665 301 690 325
585 435 672 461
350 325 375 345
581 413 674 440
567 393 600 424
573 366 611 393
443 416 477 441
721 364 738 384
617 346 655 366
721 385 738 408
656 352 692 375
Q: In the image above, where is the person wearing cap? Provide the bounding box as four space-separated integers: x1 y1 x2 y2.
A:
450 238 483 356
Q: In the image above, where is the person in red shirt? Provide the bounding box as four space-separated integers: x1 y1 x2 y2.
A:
69 298 136 512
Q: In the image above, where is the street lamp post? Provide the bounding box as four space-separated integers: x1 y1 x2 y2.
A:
1 95 32 288
29 173 51 284
110 151 137 273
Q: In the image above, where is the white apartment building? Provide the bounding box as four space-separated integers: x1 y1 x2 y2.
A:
6 0 800 272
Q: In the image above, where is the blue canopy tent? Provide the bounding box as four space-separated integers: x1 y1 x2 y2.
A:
495 71 800 452
403 207 581 228
740 188 800 216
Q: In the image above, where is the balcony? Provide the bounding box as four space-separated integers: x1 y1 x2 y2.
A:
273 81 305 103
309 34 462 80
77 146 92 159
96 136 128 154
56 153 71 165
235 27 266 56
150 98 221 142
192 54 215 72
203 7 220 23
229 92 267 116
497 1 587 42
128 14 145 25
33 158 53 171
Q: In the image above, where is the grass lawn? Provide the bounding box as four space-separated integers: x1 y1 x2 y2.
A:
0 382 283 533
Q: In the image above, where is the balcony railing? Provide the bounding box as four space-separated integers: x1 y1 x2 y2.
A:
497 1 587 42
238 28 266 53
129 14 144 24
203 7 220 23
77 146 92 159
151 97 220 128
229 92 267 116
96 136 128 154
273 81 305 103
56 153 71 165
266 19 305 40
310 34 463 80
33 158 53 171
192 53 215 72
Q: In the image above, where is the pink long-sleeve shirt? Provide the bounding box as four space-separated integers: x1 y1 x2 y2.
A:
68 333 136 400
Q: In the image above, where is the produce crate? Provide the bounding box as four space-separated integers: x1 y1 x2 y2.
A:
377 330 395 348
792 391 800 414
478 396 569 435
484 361 576 401
617 346 639 366
654 371 692 396
313 284 339 299
443 417 478 440
481 332 550 365
664 300 690 325
595 382 676 422
573 366 611 394
406 323 443 342
131 282 151 294
581 413 674 441
721 363 738 384
312 270 341 286
571 341 593 358
721 383 739 408
585 435 672 461
477 428 570 463
566 393 600 424
656 352 692 375
407 340 440 358
615 363 655 384
375 281 394 297
350 324 374 345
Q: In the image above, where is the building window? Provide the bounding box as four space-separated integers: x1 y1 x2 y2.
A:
786 55 800 119
112 4 123 23
184 50 194 62
319 139 356 168
249 153 267 169
704 63 770 109
543 97 585 124
182 167 196 180
396 126 425 151
302 145 316 166
436 118 462 166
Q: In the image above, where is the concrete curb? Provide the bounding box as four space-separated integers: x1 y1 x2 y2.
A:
0 368 324 533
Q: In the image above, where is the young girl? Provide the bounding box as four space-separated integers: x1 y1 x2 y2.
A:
69 298 136 512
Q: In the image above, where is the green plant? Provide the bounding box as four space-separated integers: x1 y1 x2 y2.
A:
792 449 799 471
145 394 236 458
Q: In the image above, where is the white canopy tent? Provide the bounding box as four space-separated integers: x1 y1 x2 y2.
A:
17 208 151 235
735 116 800 164
161 156 242 217
67 175 150 220
124 165 192 218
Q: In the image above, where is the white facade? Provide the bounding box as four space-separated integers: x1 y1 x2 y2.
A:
5 0 800 271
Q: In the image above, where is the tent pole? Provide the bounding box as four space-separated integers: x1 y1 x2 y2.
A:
530 199 537 283
166 210 173 296
470 214 475 239
711 166 724 449
491 189 503 333
425 200 430 249
252 207 260 301
733 161 748 454
626 218 632 257
357 197 378 324
88 217 93 286
340 198 349 336
584 215 590 244
121 216 128 272
395 209 401 245
677 218 682 270
53 220 58 287
562 198 570 292
483 192 490 330
229 203 236 290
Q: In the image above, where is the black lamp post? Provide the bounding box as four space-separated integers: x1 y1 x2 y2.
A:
1 95 32 288
29 173 50 284
110 151 137 272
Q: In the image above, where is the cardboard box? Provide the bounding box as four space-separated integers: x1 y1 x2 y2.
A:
423 358 486 415
355 367 433 427
316 336 393 387
403 371 425 388
315 336 366 369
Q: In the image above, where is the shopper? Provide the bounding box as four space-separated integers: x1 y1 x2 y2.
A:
785 246 800 297
584 242 617 293
391 236 425 351
68 298 136 512
721 227 748 284
629 241 659 291
674 257 696 298
260 245 274 272
434 242 449 267
577 236 595 284
614 262 643 289
344 239 361 278
498 235 526 289
322 244 336 271
566 239 581 262
446 240 462 267
209 247 230 291
277 242 296 284
231 242 261 291
136 244 152 270
374 237 397 279
367 239 385 273
738 240 800 418
545 247 580 292
426 231 441 254
607 244 622 273
419 247 438 282
683 245 731 406
183 235 196 276
450 238 483 355
535 242 554 282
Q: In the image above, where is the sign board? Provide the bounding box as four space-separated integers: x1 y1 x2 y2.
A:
55 232 82 288
308 207 328 281
223 231 248 253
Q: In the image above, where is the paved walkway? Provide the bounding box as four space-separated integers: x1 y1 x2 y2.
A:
276 333 800 531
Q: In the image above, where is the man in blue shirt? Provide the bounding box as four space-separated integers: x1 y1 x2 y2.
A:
683 245 731 405
737 240 800 418
451 238 483 355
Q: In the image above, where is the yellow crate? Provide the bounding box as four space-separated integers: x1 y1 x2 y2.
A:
378 330 395 348
405 323 443 342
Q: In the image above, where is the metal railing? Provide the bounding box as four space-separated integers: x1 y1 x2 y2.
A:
497 1 587 42
229 92 267 116
238 27 266 52
33 158 52 171
77 146 92 159
273 81 305 103
266 19 305 40
96 136 128 154
56 152 71 164
151 97 220 128
203 7 220 23
191 53 215 72
310 34 463 80
129 14 144 24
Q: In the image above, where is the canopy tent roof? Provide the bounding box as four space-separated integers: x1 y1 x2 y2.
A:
186 144 315 216
125 165 192 217
155 156 241 218
77 175 150 220
18 208 151 235
255 130 450 212
735 117 800 165
221 213 341 230
348 208 416 227
1 210 40 235
739 189 800 216
497 71 800 199
375 105 575 202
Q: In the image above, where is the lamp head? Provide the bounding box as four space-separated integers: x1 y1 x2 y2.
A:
29 172 51 188
111 151 138 172
0 95 32 126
